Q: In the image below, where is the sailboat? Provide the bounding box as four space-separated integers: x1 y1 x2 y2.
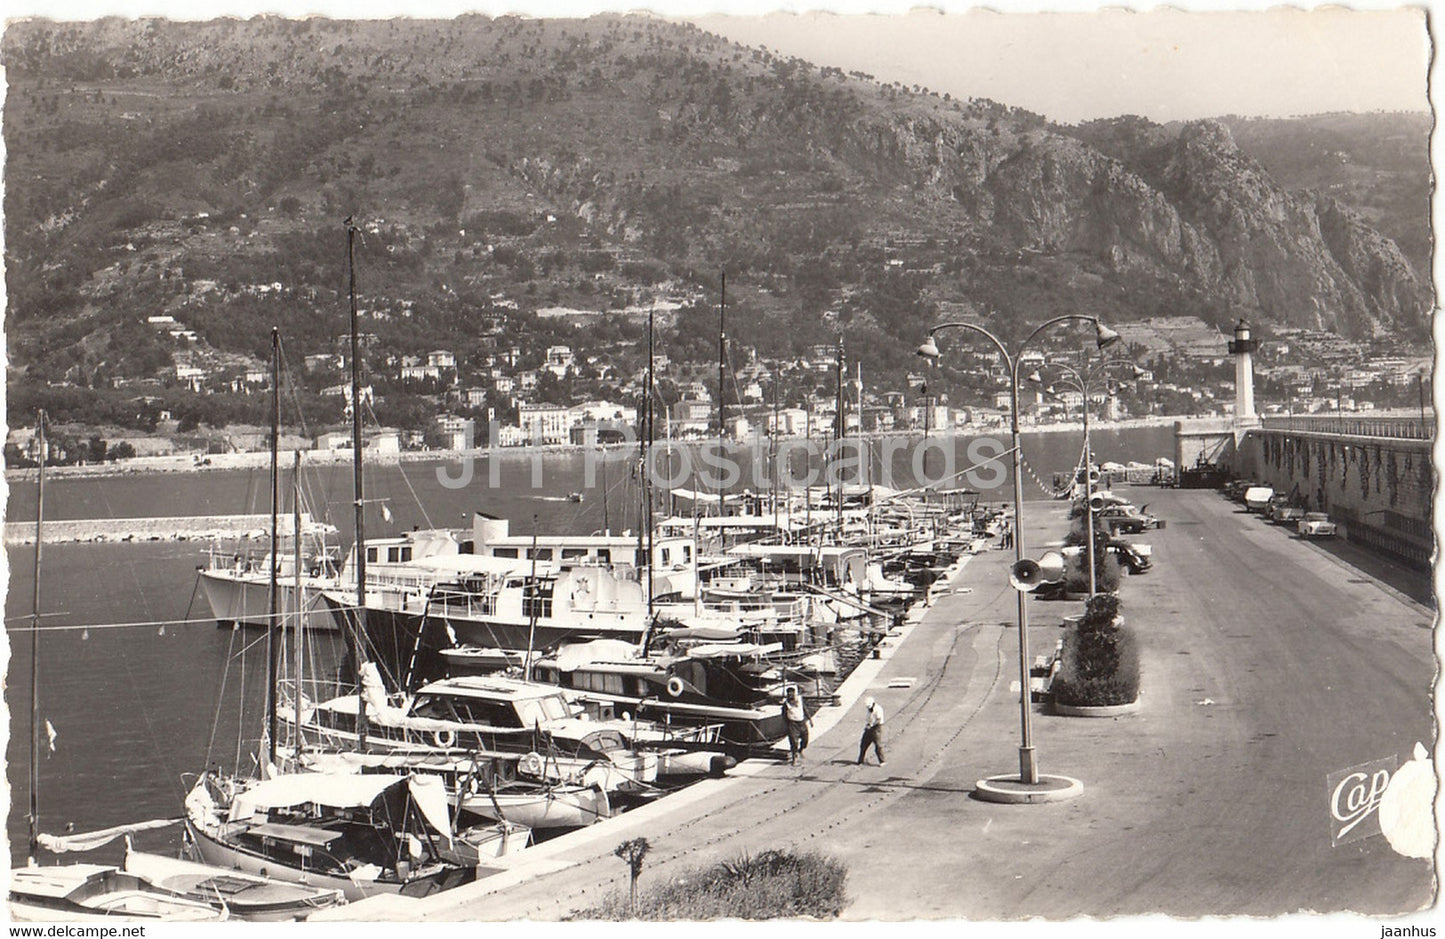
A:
123 842 345 921
9 412 226 923
179 226 510 901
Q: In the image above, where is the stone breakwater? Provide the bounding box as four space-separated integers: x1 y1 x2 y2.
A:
3 416 1188 483
4 513 322 546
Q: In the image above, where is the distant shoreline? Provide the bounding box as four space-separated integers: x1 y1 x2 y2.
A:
6 415 1192 482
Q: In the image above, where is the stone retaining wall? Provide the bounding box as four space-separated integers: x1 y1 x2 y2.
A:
5 513 321 546
1233 428 1433 569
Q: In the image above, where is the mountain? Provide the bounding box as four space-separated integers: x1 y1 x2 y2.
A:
2 16 1430 423
1217 112 1430 276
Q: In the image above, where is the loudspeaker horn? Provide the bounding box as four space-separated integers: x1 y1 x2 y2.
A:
1009 558 1044 592
1035 550 1067 584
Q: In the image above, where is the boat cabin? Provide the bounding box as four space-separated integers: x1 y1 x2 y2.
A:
471 513 694 572
725 543 868 591
407 675 577 728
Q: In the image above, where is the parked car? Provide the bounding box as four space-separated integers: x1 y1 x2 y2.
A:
1298 512 1338 538
1097 504 1158 534
1225 480 1257 501
1108 539 1153 574
1270 502 1306 525
1088 491 1134 509
1243 486 1275 514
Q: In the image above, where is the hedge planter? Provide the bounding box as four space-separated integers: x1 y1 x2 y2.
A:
1048 593 1141 709
1052 698 1141 717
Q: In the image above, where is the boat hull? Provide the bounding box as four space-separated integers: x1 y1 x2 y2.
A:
461 787 610 830
7 895 220 922
8 867 224 922
124 848 345 921
186 822 475 904
199 570 338 631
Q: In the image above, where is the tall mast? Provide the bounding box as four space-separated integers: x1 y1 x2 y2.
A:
857 360 866 486
345 216 368 750
28 411 46 865
601 453 610 532
804 408 812 539
859 361 871 544
645 305 656 618
835 336 845 532
770 375 780 521
292 450 305 763
267 326 281 769
524 517 539 680
636 393 645 608
716 270 728 520
665 410 675 519
716 270 726 516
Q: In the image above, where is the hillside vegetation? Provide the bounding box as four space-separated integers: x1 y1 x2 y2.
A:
2 16 1430 430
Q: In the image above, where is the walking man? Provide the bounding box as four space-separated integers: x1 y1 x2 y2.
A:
782 686 812 765
857 697 886 766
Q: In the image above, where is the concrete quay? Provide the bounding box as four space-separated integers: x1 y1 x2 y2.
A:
320 486 1433 921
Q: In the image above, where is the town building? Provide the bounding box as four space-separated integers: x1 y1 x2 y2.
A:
544 345 576 378
518 403 574 445
434 415 476 450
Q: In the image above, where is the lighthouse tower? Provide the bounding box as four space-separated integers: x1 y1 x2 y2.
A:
1227 319 1258 425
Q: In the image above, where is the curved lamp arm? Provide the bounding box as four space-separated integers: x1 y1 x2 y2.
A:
920 315 1118 369
1022 314 1118 356
918 321 1011 370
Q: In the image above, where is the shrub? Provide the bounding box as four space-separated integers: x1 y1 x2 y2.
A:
575 849 848 920
1050 593 1140 707
1061 551 1121 594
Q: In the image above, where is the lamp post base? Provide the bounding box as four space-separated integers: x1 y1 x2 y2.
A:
973 773 1084 804
1019 745 1037 784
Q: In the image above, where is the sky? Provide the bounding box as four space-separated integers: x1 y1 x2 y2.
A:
3 2 1430 125
687 8 1430 125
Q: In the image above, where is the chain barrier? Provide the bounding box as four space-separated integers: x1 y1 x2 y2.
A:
1019 437 1090 499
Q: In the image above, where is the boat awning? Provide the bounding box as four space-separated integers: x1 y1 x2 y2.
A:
554 639 642 671
408 774 454 847
232 772 405 816
727 544 817 562
685 642 783 659
302 751 478 774
246 822 347 848
662 625 742 641
671 489 743 504
413 554 538 576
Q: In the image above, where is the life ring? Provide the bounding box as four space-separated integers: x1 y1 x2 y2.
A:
666 676 686 698
431 729 457 749
518 751 544 777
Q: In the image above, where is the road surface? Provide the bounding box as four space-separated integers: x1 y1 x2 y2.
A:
335 486 1435 920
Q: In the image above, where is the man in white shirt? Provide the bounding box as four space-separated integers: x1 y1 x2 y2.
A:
857 697 886 766
782 685 812 765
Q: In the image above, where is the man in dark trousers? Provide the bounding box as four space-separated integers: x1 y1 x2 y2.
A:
857 697 886 766
782 685 812 765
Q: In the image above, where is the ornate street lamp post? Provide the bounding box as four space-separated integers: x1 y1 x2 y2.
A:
1029 358 1144 598
917 315 1118 795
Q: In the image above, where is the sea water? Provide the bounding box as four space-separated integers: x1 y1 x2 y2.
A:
3 425 1175 862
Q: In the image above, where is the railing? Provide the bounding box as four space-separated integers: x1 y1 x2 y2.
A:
1329 505 1432 571
1260 414 1434 441
432 586 500 618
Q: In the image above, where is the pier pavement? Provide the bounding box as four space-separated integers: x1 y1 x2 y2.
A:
321 486 1434 921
